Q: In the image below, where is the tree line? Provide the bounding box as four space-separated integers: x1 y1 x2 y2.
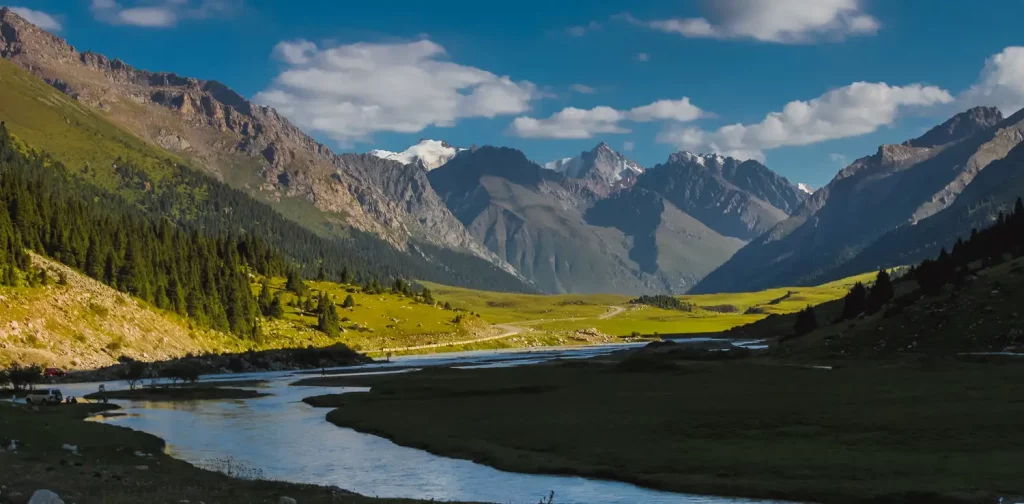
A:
0 125 268 338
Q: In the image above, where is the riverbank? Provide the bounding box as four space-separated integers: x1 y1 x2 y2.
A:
83 386 267 401
0 401 467 503
305 358 1023 503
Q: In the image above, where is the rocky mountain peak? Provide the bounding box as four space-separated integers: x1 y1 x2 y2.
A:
668 151 728 170
543 142 643 188
0 7 76 62
904 106 1004 148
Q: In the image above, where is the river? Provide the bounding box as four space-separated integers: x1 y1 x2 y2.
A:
57 343 783 504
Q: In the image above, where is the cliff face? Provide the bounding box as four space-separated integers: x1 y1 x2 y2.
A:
0 7 511 273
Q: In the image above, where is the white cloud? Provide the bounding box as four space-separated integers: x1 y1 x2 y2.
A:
272 40 318 65
960 46 1024 115
626 0 879 44
566 20 601 37
658 82 953 160
629 98 702 122
8 7 62 31
569 84 596 94
116 7 176 27
90 0 235 27
511 107 629 139
511 97 705 139
636 52 650 62
623 141 635 152
255 39 539 145
829 153 848 165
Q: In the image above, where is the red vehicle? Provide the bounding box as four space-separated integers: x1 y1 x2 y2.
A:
44 367 66 378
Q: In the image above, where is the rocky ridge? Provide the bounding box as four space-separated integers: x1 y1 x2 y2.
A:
0 7 511 273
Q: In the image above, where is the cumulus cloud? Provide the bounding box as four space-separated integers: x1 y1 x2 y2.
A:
254 39 539 144
625 0 879 44
623 141 635 152
636 52 650 62
8 6 61 31
511 97 704 139
829 153 848 165
658 82 953 160
90 0 236 27
960 46 1024 115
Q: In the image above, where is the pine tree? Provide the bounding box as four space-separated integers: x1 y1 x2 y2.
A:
286 268 306 295
3 263 17 287
316 263 326 281
340 267 352 284
269 293 285 318
840 282 867 320
317 293 340 337
794 305 818 336
421 288 435 305
257 278 273 316
342 294 355 308
866 269 894 314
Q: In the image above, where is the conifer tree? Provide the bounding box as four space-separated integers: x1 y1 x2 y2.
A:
840 282 867 320
257 278 273 316
317 293 340 337
342 294 355 309
866 269 894 313
794 305 818 336
269 293 285 318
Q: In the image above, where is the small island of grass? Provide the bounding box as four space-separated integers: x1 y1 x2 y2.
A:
85 387 267 402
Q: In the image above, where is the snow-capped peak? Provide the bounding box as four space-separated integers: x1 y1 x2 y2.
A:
677 151 726 167
797 183 814 195
543 142 644 184
370 139 464 170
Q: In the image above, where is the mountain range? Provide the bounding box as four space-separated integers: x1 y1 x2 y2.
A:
694 106 1024 293
3 8 1022 296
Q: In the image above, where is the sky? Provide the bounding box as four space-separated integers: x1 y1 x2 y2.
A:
8 0 1024 187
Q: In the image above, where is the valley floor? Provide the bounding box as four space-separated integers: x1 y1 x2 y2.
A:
303 358 1024 503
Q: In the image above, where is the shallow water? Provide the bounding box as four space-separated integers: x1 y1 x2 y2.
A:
62 345 784 504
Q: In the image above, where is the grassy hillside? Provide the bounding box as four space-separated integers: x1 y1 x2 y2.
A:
1 252 878 369
0 254 244 369
0 58 181 192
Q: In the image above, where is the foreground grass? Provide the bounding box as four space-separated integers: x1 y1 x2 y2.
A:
306 360 1023 503
0 402 463 503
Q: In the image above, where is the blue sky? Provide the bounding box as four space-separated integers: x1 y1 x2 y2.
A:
9 1 1024 187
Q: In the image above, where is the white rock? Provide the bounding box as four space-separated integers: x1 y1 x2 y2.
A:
27 489 64 504
7 440 16 451
278 497 297 504
61 444 78 454
134 465 149 470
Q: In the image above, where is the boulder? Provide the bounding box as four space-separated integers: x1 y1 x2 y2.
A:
27 490 63 504
278 498 297 504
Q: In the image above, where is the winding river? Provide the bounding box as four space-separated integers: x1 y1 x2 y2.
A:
57 343 783 504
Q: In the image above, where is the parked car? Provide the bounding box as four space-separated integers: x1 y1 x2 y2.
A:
25 388 63 405
44 367 66 378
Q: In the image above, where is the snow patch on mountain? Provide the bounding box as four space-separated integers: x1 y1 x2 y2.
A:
543 142 643 183
797 183 814 194
370 139 464 170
